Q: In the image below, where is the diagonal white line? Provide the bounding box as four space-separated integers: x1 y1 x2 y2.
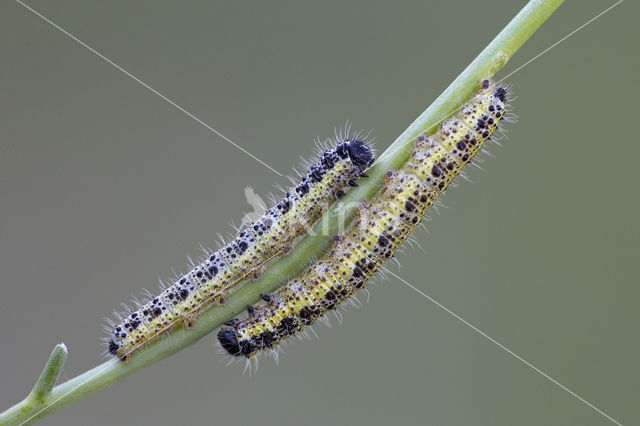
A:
383 268 623 426
8 1 627 425
498 0 624 83
15 0 284 177
382 1 625 166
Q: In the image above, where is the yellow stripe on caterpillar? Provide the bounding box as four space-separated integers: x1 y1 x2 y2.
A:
105 135 375 361
218 79 508 360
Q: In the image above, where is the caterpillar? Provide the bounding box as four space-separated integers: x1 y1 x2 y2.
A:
105 135 375 361
218 79 509 360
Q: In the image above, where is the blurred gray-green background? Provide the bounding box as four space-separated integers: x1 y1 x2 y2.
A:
1 1 637 425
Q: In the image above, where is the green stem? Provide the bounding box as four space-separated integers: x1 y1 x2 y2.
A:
0 1 563 424
26 344 67 404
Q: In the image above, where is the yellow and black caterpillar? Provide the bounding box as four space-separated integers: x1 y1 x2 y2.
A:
218 79 508 359
106 137 374 361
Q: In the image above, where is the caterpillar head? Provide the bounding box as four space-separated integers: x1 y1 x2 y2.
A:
478 78 507 102
345 139 375 169
218 327 241 356
108 338 120 356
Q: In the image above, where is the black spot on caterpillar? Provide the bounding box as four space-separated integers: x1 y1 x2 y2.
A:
218 79 509 360
105 134 374 361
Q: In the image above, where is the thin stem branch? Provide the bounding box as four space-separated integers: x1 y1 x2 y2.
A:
0 1 564 424
27 344 68 404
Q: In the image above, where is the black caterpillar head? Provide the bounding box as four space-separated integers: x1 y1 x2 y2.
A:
494 87 507 102
218 328 241 356
345 140 375 169
108 339 120 356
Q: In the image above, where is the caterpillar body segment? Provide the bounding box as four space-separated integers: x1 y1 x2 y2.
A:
218 79 508 359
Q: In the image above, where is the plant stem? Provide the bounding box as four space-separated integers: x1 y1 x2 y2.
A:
0 1 564 424
26 344 68 404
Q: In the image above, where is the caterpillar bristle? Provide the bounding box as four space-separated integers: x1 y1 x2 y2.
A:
218 79 512 363
104 131 375 361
